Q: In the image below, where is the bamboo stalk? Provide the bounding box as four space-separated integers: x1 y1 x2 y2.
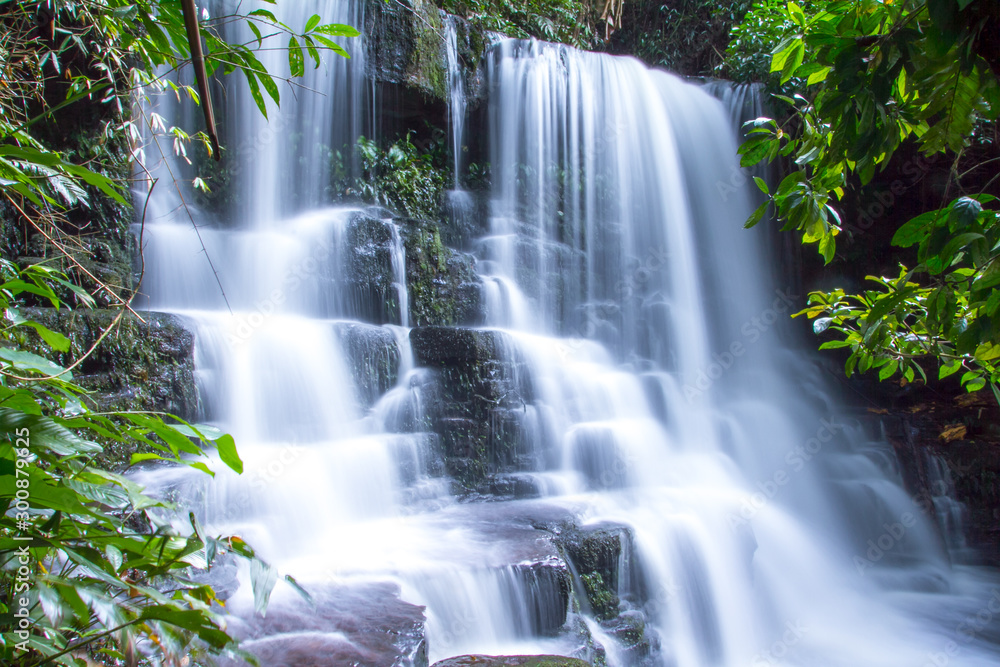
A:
180 0 222 161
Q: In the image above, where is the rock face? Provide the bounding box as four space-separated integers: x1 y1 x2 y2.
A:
403 219 485 327
222 582 428 667
20 307 197 417
878 392 1000 565
432 657 591 667
332 321 401 409
365 0 487 105
13 308 198 470
338 214 404 325
410 327 531 489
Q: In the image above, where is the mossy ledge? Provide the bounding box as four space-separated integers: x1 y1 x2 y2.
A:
13 307 198 469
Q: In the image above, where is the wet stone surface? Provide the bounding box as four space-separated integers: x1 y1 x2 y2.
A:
432 656 591 667
221 582 428 667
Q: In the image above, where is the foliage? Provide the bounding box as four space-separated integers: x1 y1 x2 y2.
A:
0 1 358 663
607 0 753 76
355 134 447 221
722 0 812 81
731 0 999 396
799 196 999 397
436 0 599 50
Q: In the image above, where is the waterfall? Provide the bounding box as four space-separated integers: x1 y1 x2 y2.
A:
132 3 1000 665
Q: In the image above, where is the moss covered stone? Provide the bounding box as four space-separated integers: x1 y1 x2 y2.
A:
16 308 198 469
410 327 530 489
367 0 448 100
403 219 484 327
555 523 626 622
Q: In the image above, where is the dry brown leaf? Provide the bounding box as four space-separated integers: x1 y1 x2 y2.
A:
939 424 967 442
955 391 986 408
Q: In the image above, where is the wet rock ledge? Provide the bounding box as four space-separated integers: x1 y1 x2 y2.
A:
18 307 198 420
432 657 591 667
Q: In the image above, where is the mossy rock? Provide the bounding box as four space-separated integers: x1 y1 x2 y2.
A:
432 656 590 667
410 327 530 488
14 308 199 470
366 0 447 100
555 523 631 621
402 219 484 327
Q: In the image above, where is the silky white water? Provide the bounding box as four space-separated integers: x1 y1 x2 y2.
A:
133 3 1000 665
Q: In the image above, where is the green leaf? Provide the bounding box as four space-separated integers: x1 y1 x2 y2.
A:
892 210 941 247
240 50 280 106
124 414 203 457
248 21 263 47
215 434 243 474
739 136 774 167
314 24 361 38
12 319 71 352
243 71 268 119
248 9 278 22
813 317 833 334
105 545 124 573
948 196 983 232
745 200 770 229
284 574 314 605
819 232 836 263
288 36 305 77
139 607 231 648
807 66 831 85
312 34 350 59
939 358 963 379
304 14 322 33
879 359 899 381
0 347 70 378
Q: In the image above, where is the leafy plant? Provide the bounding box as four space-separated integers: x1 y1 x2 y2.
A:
798 195 999 397
607 0 754 76
437 0 599 50
732 0 999 398
355 134 447 221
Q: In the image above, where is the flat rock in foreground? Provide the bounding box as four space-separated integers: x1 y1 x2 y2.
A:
221 582 427 667
432 657 590 667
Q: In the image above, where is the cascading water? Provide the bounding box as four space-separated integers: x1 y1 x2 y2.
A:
133 3 1000 665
